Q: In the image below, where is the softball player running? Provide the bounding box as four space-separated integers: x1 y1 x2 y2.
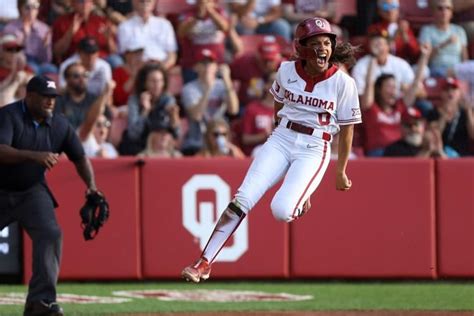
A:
182 17 362 283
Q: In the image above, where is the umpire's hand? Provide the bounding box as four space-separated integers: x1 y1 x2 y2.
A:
32 152 60 170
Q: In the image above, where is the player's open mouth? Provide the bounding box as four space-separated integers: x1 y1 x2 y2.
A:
316 53 327 67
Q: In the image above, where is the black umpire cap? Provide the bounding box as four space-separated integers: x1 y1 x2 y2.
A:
26 75 60 97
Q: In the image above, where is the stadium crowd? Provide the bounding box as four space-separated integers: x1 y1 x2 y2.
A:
1 0 473 159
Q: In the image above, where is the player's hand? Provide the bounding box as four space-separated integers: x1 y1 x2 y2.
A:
33 152 60 170
336 172 352 191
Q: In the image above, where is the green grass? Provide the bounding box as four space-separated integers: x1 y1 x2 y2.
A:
0 281 473 315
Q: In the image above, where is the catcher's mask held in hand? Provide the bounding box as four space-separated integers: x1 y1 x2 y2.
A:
80 191 110 240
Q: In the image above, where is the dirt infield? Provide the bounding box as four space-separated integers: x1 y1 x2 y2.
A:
120 312 474 316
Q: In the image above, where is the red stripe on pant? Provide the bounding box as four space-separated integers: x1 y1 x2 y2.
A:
291 141 328 219
200 214 246 264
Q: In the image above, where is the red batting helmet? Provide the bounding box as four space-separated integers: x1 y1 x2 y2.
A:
294 17 337 60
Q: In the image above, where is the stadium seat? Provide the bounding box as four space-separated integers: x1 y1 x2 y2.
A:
238 34 294 58
399 1 432 34
154 0 194 29
155 0 193 16
333 0 357 24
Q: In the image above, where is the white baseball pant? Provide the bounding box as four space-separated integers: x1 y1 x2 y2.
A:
234 125 331 222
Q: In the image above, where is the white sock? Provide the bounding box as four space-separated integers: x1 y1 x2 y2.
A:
202 207 245 263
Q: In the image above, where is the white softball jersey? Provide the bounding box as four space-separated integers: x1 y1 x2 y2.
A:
234 61 362 223
270 60 362 135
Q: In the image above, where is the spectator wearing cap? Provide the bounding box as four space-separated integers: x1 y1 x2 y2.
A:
426 77 474 156
118 63 180 156
384 107 458 158
117 0 177 70
367 0 420 64
0 75 102 316
180 48 239 155
0 32 32 106
58 36 113 96
112 36 145 107
138 125 183 158
4 0 58 76
361 42 432 156
228 0 292 42
383 107 427 156
351 29 415 100
177 0 230 84
52 0 118 64
230 36 283 108
418 0 468 77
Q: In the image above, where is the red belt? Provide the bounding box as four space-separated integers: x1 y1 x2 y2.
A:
283 120 332 141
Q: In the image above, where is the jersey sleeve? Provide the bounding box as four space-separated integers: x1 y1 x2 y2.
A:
270 67 285 103
336 76 362 125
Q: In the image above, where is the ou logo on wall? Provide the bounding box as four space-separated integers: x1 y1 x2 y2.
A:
182 175 248 262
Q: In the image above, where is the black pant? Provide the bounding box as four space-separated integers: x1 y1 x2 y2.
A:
0 184 62 304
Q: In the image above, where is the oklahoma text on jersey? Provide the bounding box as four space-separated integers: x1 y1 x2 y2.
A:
284 91 335 111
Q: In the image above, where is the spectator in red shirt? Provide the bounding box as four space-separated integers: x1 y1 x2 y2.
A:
230 36 283 108
361 42 432 156
240 71 275 156
177 0 230 84
52 0 119 66
112 36 145 107
368 0 420 64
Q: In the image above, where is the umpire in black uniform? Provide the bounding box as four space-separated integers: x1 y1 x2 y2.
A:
0 76 101 316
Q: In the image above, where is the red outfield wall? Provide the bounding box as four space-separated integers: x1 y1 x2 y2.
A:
140 158 288 279
290 159 436 278
436 159 474 277
22 158 474 281
23 158 142 281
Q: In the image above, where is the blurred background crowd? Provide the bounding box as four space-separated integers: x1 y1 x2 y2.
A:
0 0 473 159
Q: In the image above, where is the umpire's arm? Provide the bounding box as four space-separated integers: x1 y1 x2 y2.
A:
73 157 97 193
61 119 98 193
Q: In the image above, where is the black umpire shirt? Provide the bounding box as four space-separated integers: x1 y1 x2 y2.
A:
0 100 85 191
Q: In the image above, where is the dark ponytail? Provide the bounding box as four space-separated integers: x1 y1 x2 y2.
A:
330 42 360 69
